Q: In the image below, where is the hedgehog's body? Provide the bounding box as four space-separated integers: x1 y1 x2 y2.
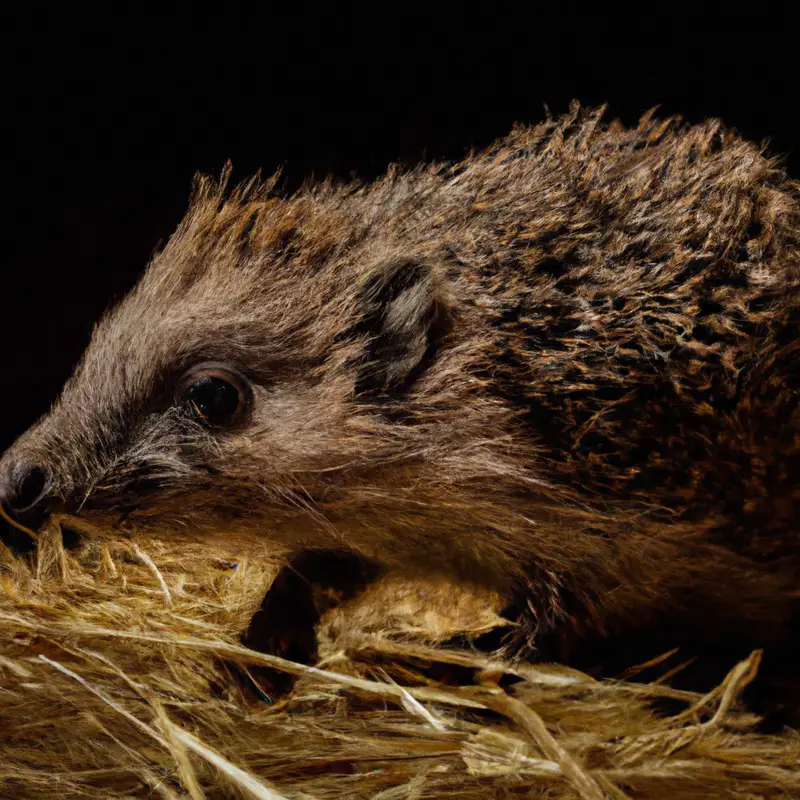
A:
1 105 798 658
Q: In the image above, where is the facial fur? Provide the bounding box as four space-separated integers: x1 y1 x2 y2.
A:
3 104 799 651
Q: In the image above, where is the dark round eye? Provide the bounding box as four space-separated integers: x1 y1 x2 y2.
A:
178 364 252 428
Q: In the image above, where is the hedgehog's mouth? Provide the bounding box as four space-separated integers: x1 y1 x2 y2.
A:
0 511 37 555
0 507 86 557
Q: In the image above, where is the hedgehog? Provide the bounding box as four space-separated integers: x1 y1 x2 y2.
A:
1 104 798 674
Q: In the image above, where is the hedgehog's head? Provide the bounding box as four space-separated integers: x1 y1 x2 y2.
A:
0 173 464 554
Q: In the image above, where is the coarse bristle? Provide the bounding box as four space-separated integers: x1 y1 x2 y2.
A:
0 524 797 800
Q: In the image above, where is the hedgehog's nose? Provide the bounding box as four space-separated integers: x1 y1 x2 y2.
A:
0 461 54 531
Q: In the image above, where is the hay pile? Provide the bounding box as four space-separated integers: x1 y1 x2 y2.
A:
1 525 798 800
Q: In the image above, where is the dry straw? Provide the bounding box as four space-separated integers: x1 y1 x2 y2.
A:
1 524 798 799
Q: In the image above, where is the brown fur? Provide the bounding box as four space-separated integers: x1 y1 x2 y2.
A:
2 103 799 660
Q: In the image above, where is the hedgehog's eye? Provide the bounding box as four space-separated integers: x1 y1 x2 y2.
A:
177 363 252 428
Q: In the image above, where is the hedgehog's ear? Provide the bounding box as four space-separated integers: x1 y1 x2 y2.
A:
353 256 451 395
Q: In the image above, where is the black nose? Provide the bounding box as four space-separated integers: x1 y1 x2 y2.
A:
0 462 54 530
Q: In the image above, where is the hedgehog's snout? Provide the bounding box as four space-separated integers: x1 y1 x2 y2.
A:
0 458 55 530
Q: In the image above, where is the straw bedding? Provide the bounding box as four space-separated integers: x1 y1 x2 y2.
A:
1 524 798 800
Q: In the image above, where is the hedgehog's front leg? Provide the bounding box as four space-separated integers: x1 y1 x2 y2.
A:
239 550 381 698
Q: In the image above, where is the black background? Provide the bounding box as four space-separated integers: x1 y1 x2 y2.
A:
5 6 798 451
